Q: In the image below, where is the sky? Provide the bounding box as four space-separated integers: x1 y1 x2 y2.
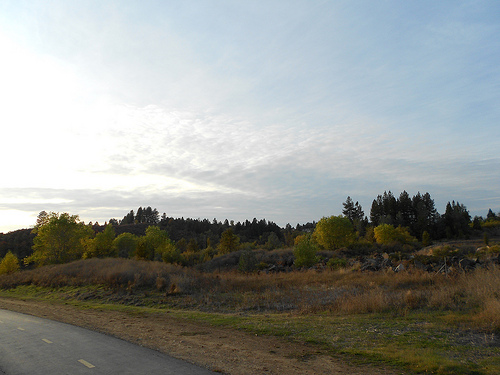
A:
0 0 499 232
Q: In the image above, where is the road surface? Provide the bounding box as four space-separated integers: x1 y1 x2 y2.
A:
0 309 215 374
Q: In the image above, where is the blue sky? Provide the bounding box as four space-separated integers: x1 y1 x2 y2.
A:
0 0 498 232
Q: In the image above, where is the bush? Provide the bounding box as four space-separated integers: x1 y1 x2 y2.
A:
327 257 347 270
293 234 318 268
422 231 431 246
113 232 138 258
374 224 416 245
313 216 356 250
0 251 20 275
238 247 258 272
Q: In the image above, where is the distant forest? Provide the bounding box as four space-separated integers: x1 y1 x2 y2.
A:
1 190 499 264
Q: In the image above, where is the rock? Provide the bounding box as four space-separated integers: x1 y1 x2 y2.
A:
360 259 379 272
394 263 405 272
459 258 476 271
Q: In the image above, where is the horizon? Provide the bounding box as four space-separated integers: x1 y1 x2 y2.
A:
1 195 496 235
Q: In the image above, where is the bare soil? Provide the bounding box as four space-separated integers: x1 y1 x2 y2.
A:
0 297 403 375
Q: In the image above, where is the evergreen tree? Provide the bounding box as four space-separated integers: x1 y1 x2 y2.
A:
443 201 471 239
353 201 364 222
120 210 135 225
135 207 144 224
342 196 355 221
370 195 384 225
396 190 413 227
143 206 160 224
487 209 497 220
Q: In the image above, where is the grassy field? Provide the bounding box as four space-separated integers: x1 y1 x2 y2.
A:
1 257 499 374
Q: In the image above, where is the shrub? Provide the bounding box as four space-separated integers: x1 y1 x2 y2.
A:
422 231 431 246
327 257 347 270
293 234 318 268
238 247 258 273
0 251 20 275
374 224 416 245
313 216 356 250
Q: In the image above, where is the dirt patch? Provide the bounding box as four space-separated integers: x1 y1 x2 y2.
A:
0 297 402 374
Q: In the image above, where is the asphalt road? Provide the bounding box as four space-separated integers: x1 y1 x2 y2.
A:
0 309 216 374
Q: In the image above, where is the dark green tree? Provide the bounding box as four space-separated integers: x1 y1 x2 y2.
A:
370 195 384 226
370 191 397 225
135 207 144 224
443 201 471 239
487 209 497 220
120 210 135 225
293 234 318 268
238 246 258 272
342 196 356 221
343 197 365 223
396 190 413 227
265 232 281 250
143 206 160 224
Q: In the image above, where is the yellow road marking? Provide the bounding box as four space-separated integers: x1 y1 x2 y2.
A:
78 359 95 369
42 339 53 344
17 327 25 331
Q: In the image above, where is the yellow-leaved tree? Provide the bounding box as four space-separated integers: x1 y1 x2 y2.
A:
0 251 20 275
25 212 93 267
313 215 356 250
373 224 416 245
83 224 116 259
218 228 240 255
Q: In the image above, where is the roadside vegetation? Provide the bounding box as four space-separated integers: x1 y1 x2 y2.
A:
0 257 499 374
1 191 500 374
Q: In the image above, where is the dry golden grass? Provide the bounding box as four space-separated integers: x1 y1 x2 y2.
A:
1 259 499 332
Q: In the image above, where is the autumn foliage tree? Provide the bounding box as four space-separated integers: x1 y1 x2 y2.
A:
83 224 116 259
218 228 240 254
373 224 416 245
26 212 93 266
135 226 172 260
112 232 138 258
0 251 20 275
313 215 356 250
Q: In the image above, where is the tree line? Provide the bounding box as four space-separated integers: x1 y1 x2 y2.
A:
0 192 499 272
347 191 474 241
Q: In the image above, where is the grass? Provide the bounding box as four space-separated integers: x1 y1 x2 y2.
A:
3 286 496 374
1 258 500 374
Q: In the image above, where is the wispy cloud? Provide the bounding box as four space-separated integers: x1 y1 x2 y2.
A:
0 1 498 231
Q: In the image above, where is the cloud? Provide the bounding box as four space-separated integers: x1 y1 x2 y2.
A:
0 1 499 232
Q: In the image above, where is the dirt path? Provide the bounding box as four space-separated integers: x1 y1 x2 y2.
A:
0 297 403 375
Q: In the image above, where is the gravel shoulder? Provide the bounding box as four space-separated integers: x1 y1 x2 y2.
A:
0 297 402 375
